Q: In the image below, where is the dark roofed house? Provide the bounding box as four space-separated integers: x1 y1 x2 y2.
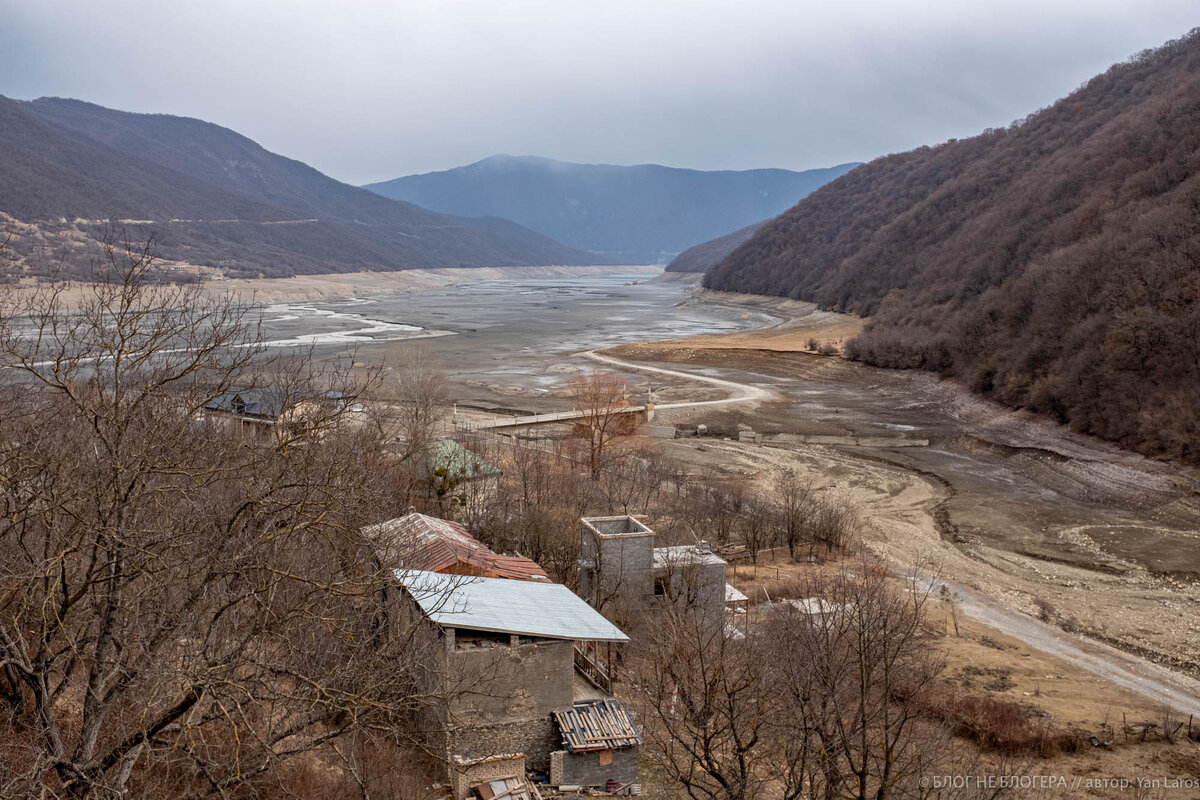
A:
200 385 362 440
203 386 289 424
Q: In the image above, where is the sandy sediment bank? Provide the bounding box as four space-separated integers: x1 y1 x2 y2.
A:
650 270 703 284
4 265 661 308
216 265 661 304
625 289 865 351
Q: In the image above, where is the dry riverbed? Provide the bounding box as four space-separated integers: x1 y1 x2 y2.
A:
604 293 1200 693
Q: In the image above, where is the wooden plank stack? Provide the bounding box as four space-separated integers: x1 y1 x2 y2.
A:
552 699 642 753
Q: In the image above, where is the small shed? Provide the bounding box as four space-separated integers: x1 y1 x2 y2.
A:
550 699 641 791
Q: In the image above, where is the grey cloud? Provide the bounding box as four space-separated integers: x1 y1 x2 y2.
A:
2 0 1196 183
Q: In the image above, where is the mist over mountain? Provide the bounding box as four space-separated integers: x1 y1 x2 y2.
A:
663 222 764 273
705 29 1200 461
365 156 858 264
0 97 604 278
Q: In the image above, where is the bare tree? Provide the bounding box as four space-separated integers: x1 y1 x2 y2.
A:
567 370 638 478
775 468 816 559
632 608 775 800
374 345 451 462
737 493 776 569
0 240 440 798
769 557 944 800
810 495 859 555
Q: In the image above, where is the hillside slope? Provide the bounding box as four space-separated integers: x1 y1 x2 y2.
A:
1 96 603 277
705 29 1200 460
663 222 763 273
365 155 857 263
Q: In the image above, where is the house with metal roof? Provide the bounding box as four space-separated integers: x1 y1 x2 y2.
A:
365 512 549 582
394 569 639 797
579 515 731 627
398 570 628 644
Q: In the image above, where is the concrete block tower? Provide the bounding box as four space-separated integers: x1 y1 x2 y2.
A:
578 516 656 611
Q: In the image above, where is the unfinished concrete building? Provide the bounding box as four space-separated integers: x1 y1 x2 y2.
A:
578 516 657 613
395 569 641 797
579 515 731 626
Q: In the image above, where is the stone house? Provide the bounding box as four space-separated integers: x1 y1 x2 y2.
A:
395 569 641 797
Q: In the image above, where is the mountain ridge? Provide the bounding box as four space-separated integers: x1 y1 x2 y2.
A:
704 28 1200 461
663 222 764 273
365 155 858 263
1 96 606 278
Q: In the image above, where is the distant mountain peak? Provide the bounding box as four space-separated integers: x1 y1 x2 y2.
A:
366 157 859 263
0 94 606 277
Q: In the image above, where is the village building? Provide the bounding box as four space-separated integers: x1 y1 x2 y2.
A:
199 385 360 439
365 511 548 582
201 386 289 433
396 569 641 797
418 438 503 514
577 515 733 626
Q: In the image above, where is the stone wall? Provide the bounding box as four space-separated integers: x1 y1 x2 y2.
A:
450 754 526 800
655 557 728 626
446 636 574 773
448 637 574 725
579 518 656 610
550 747 640 789
451 717 561 773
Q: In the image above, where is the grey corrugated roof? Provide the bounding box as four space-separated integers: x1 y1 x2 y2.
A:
396 569 629 643
653 544 726 568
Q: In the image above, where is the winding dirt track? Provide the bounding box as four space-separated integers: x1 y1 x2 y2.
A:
581 349 776 408
587 347 1200 716
932 577 1200 716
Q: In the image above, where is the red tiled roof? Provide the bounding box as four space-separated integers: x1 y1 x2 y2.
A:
364 512 550 582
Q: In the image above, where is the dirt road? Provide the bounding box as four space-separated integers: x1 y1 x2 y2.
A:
600 293 1200 715
581 349 776 409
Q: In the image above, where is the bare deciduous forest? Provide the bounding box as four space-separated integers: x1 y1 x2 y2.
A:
705 29 1200 461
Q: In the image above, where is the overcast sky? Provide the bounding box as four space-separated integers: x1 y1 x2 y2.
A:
3 1 1197 185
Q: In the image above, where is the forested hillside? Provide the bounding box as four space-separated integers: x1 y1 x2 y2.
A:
366 155 858 263
0 97 603 278
705 29 1200 461
663 222 763 273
